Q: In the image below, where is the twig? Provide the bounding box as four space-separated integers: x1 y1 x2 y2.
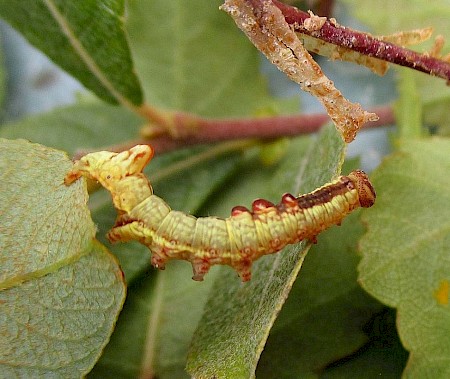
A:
73 105 394 159
272 0 450 82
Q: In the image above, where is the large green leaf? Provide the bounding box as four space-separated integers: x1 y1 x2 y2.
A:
0 139 126 377
186 125 347 378
359 138 450 377
125 0 273 116
0 242 126 378
0 0 143 105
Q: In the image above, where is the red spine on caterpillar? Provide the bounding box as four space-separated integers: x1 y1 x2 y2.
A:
65 145 376 282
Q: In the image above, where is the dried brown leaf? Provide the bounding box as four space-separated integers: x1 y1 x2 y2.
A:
298 34 389 75
221 0 378 142
379 27 434 46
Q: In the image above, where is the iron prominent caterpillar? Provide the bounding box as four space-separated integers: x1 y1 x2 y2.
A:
65 145 376 282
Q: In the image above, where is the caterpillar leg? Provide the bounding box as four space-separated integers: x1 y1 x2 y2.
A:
232 258 253 282
107 220 147 244
191 259 212 281
108 221 170 271
151 251 168 270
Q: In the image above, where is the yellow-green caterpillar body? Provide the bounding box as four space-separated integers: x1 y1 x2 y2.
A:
65 145 375 281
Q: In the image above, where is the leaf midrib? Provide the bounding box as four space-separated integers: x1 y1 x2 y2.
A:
42 0 137 111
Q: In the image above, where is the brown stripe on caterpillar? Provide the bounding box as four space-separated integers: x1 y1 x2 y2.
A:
65 145 375 282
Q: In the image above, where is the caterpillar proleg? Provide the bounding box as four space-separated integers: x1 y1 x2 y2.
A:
65 145 376 282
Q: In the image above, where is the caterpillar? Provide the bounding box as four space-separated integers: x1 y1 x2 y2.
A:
65 145 376 282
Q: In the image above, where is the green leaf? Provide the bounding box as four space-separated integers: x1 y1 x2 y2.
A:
88 262 216 379
0 241 126 378
126 0 273 116
257 210 382 378
0 102 143 155
0 0 143 105
0 139 95 288
358 138 450 377
0 139 126 377
394 69 423 139
0 40 5 116
322 309 408 379
186 125 346 378
419 75 450 136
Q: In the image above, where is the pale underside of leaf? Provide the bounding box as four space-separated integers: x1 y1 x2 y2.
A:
0 242 126 378
0 139 126 377
0 139 96 289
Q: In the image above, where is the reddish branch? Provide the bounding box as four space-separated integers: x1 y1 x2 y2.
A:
81 105 394 158
272 0 450 82
151 105 393 154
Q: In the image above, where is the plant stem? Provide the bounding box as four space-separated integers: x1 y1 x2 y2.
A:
74 105 394 159
272 0 450 82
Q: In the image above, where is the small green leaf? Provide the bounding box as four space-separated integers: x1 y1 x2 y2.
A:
359 138 450 376
0 241 126 378
0 102 143 155
0 0 143 105
125 0 274 116
0 139 95 288
186 125 346 378
419 75 450 136
394 69 423 139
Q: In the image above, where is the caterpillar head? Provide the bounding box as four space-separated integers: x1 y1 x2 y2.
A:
65 145 154 187
65 145 154 213
347 170 376 208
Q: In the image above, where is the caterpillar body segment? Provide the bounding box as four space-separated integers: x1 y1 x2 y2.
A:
65 145 376 282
